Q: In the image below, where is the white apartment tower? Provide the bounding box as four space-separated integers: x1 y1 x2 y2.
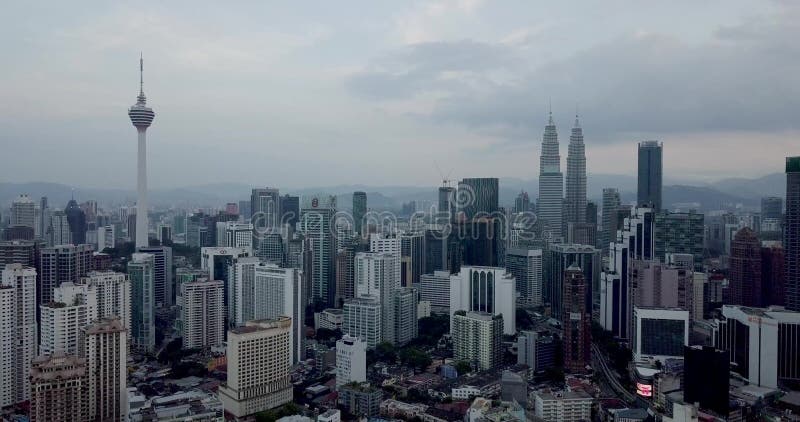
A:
40 282 98 355
355 252 398 344
0 264 37 405
252 264 304 364
81 317 128 422
218 318 293 418
336 334 367 389
180 279 225 349
11 194 36 228
342 297 382 348
84 271 131 333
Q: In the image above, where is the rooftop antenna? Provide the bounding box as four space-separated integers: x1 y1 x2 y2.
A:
434 160 453 188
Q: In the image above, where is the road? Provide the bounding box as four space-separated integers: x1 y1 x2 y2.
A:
591 344 637 403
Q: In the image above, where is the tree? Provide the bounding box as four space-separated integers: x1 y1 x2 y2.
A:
374 341 397 363
454 360 472 376
399 347 432 372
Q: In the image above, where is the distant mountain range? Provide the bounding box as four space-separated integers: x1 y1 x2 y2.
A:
0 173 785 213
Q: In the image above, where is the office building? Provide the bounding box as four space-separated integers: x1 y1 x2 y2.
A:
250 188 281 230
393 287 419 346
342 297 382 348
538 112 564 240
545 244 600 321
315 308 344 331
185 212 211 247
633 307 689 363
97 225 115 251
762 196 783 220
127 56 155 248
40 282 98 355
83 271 131 331
201 246 250 326
218 318 293 418
630 260 695 322
458 177 499 220
82 317 128 421
11 194 36 228
762 245 785 306
452 311 503 371
336 334 367 388
515 191 531 213
517 330 556 374
450 266 516 335
401 232 425 286
683 346 729 416
128 253 155 353
353 191 367 236
786 157 800 311
137 245 173 307
65 199 87 245
39 244 92 306
180 279 225 349
157 223 171 244
425 227 457 273
280 194 300 228
713 304 800 388
1 264 37 406
505 247 543 306
335 247 356 305
637 141 663 210
565 114 587 226
300 195 337 306
369 233 401 280
50 210 72 246
29 354 88 422
654 211 705 271
219 222 253 252
252 264 304 363
438 185 456 219
563 266 591 373
729 227 762 307
419 271 451 313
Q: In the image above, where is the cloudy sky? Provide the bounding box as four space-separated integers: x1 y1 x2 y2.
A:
1 1 798 189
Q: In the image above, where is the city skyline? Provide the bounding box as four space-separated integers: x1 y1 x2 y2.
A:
1 1 799 189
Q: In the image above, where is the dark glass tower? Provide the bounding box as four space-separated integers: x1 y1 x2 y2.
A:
785 156 800 311
457 178 499 220
684 346 729 416
729 227 762 307
637 141 663 211
352 191 367 235
64 199 87 245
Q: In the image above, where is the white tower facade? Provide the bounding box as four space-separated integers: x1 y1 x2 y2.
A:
128 56 155 248
336 334 367 388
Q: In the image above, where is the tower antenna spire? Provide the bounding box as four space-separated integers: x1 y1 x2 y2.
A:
139 53 144 95
548 98 554 125
574 103 580 127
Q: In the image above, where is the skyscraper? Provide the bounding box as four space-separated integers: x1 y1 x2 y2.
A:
250 188 281 229
137 245 173 307
729 227 762 307
180 279 225 349
280 194 300 228
353 191 367 236
515 191 531 213
39 244 92 306
601 188 621 252
29 354 88 422
0 264 37 406
538 112 564 240
505 247 543 306
637 141 663 211
11 195 35 229
449 266 516 335
452 311 503 371
683 346 729 417
438 185 456 219
355 252 397 344
128 253 155 353
81 317 128 422
40 282 97 355
128 55 155 248
565 114 587 225
300 195 336 306
64 199 87 245
563 266 590 373
761 196 784 220
457 178 499 220
786 156 800 311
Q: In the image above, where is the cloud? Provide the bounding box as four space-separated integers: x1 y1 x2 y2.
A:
348 6 800 143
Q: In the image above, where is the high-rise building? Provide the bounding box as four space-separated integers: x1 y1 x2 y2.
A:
252 264 304 364
180 279 224 349
505 247 543 306
335 248 356 305
565 114 587 226
400 232 425 286
633 307 688 363
438 185 456 219
128 253 155 353
83 271 131 336
280 194 300 228
545 244 600 321
0 264 37 406
65 199 87 245
81 317 128 422
452 311 502 371
201 246 251 327
39 244 92 310
762 196 783 220
517 330 556 374
601 189 621 252
137 245 173 308
40 282 98 355
128 56 155 248
336 334 367 389
353 191 367 236
419 271 450 314
538 112 564 240
729 227 762 307
562 266 591 373
684 346 729 417
449 266 516 335
393 287 419 346
29 354 88 422
0 240 40 268
369 233 401 282
637 141 663 211
761 245 785 307
342 297 382 348
786 156 800 311
457 178 499 220
97 225 115 252
11 195 36 229
251 188 281 229
300 195 336 306
514 191 531 213
355 252 397 344
228 256 260 327
714 305 800 389
185 212 211 247
654 211 705 271
49 209 72 246
630 260 696 321
219 222 253 252
218 318 293 418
